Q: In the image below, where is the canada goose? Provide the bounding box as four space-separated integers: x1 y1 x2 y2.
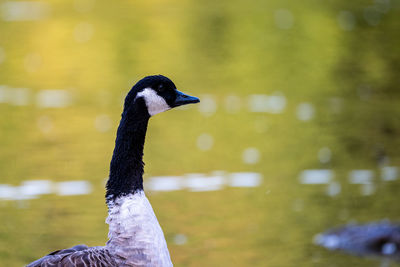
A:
27 75 200 267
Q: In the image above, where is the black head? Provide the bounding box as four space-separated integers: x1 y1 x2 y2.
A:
106 75 199 201
125 75 200 116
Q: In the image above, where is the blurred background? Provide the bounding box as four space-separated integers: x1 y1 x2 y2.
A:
0 0 399 266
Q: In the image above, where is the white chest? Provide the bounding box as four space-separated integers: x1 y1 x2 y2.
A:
106 192 173 267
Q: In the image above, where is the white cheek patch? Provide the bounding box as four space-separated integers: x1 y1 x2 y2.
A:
136 88 171 116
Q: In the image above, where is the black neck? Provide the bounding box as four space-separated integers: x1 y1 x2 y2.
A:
106 98 150 202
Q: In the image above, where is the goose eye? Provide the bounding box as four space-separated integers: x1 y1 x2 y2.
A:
158 84 165 92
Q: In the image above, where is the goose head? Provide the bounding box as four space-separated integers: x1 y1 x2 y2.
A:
126 75 200 117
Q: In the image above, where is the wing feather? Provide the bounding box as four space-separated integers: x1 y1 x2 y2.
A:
26 245 117 267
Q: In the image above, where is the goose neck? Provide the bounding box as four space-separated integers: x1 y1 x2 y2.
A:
106 98 150 201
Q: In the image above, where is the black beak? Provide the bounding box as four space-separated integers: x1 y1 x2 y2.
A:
173 90 200 107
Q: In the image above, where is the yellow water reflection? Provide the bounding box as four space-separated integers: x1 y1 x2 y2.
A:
0 0 399 266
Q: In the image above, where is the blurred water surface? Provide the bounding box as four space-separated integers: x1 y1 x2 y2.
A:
0 0 399 266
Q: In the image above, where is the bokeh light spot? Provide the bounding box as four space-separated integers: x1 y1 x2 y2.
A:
198 94 217 116
24 53 42 73
173 234 187 245
318 147 332 164
381 166 398 181
337 11 356 31
57 181 92 196
36 89 72 108
274 9 294 30
74 22 94 43
242 147 260 164
1 1 49 21
296 102 315 121
94 114 112 133
248 93 286 113
196 133 214 151
326 181 341 197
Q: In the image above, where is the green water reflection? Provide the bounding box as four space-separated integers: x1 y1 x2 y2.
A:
0 0 399 266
